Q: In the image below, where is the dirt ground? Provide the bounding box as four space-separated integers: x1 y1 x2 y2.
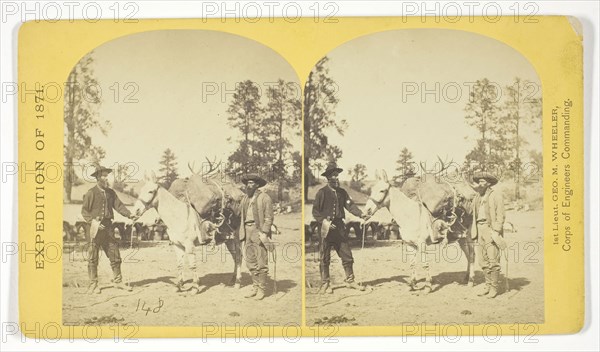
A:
305 209 544 326
62 213 302 326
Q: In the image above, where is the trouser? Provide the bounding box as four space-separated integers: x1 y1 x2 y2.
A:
244 224 269 291
87 220 123 284
319 218 356 284
475 222 501 288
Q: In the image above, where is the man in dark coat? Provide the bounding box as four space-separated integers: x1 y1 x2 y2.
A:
470 171 506 298
81 165 136 294
239 173 274 300
313 162 367 294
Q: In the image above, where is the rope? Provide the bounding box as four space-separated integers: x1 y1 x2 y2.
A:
443 180 458 226
209 179 226 226
68 291 140 309
504 248 510 292
361 222 366 249
416 188 437 244
305 287 373 309
444 180 458 210
272 248 277 294
129 224 135 249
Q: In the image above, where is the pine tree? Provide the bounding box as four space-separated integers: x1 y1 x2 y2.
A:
348 164 367 192
392 147 415 186
304 57 347 199
464 78 508 171
263 79 301 200
503 77 543 199
158 148 179 189
226 80 264 175
64 52 110 201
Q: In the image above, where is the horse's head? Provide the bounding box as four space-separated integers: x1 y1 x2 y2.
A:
432 218 452 242
364 169 392 216
133 171 160 217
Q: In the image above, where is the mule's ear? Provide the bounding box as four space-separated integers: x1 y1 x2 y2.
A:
143 171 150 181
150 171 157 182
381 169 389 183
375 169 380 180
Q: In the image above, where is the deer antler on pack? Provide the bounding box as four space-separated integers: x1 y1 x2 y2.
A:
188 157 222 177
436 155 454 174
420 161 427 175
424 155 455 176
204 156 222 175
188 161 199 175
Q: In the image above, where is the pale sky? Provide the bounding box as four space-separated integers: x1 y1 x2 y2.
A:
80 30 300 178
74 29 541 183
319 29 541 181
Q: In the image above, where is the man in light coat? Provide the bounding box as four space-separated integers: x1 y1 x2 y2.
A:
470 171 506 298
239 173 274 300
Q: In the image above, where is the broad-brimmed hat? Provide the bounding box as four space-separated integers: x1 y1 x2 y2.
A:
473 171 499 186
241 173 267 187
321 162 343 178
90 165 113 179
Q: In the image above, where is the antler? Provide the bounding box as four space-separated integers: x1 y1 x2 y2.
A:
437 155 454 174
188 161 199 175
419 156 455 176
204 156 222 175
189 158 222 176
420 161 427 175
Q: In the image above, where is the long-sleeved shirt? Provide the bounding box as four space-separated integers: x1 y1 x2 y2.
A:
81 185 131 223
239 191 274 238
312 185 363 223
471 187 505 238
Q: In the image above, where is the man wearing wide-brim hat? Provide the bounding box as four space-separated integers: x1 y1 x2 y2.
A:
312 162 367 294
470 171 506 298
239 173 274 300
81 165 136 294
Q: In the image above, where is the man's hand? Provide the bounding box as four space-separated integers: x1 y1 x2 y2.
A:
490 230 507 250
325 218 337 230
96 217 106 230
259 232 275 252
361 214 370 221
129 214 139 221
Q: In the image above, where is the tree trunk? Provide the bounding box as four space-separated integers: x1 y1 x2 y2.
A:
277 107 284 202
515 110 521 200
64 70 77 203
65 155 73 202
482 109 487 169
303 76 313 201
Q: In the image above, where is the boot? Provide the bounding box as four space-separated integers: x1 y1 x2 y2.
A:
345 279 365 291
87 282 101 295
254 287 265 300
478 271 491 296
111 266 123 285
113 281 133 292
254 273 267 300
478 284 490 296
244 286 258 298
244 277 258 298
487 271 499 298
319 282 333 294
